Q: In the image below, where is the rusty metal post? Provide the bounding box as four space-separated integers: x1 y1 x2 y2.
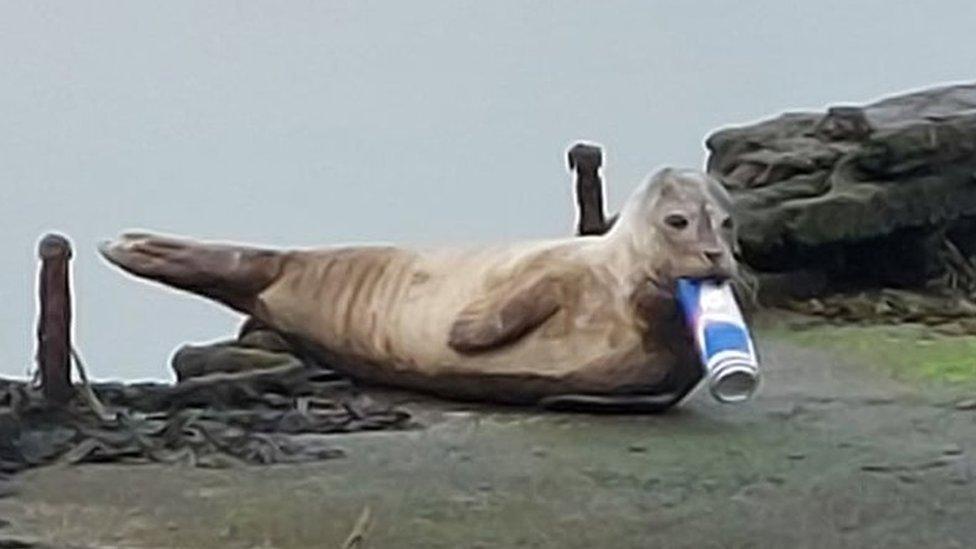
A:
567 142 610 236
36 233 74 403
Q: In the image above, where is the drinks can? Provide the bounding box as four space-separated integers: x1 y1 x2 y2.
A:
675 278 760 403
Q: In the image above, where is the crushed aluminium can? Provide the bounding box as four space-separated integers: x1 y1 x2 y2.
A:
675 278 760 403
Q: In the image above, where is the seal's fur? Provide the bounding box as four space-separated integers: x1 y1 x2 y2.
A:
101 168 738 411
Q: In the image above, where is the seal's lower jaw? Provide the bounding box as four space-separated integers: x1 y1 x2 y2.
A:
673 267 735 284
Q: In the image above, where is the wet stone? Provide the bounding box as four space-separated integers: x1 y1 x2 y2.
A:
838 511 862 532
640 477 661 490
767 404 802 420
948 461 972 485
918 456 958 470
897 473 918 484
942 444 964 456
0 481 16 499
954 398 976 411
731 481 778 502
0 536 50 548
659 491 685 508
449 494 478 506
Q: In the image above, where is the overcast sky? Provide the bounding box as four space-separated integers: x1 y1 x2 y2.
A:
3 1 975 380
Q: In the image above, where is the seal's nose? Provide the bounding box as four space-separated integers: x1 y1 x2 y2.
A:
704 249 724 264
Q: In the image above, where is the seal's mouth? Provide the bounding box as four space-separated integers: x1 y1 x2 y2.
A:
669 267 735 287
650 262 739 300
701 268 735 281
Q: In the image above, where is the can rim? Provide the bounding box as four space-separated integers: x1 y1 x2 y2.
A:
709 361 760 403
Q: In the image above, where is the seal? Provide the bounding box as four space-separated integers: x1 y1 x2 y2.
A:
100 168 739 412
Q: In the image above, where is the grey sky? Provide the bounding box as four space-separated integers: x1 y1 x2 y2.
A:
3 1 975 380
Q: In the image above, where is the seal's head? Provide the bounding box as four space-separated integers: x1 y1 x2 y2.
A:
610 167 739 283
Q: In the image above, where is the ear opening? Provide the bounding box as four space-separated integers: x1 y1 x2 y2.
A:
655 171 691 205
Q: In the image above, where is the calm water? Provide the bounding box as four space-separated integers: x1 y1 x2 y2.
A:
3 1 974 379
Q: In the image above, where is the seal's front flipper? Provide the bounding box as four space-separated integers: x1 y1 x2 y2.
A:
99 232 283 313
448 275 562 354
538 393 683 414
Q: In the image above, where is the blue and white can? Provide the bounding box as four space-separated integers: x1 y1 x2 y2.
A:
675 278 760 403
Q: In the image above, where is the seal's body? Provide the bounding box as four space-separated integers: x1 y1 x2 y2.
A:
101 168 738 410
254 239 671 402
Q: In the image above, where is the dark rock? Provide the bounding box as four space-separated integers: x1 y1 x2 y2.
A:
707 82 976 294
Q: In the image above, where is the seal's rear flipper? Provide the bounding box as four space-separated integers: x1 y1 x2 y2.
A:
99 232 284 313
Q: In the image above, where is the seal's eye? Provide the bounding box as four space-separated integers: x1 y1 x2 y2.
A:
721 217 734 230
664 214 689 230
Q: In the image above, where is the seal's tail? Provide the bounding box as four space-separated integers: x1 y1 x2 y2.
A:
99 232 284 313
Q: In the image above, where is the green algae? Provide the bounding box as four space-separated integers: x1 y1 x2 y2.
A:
764 322 976 387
